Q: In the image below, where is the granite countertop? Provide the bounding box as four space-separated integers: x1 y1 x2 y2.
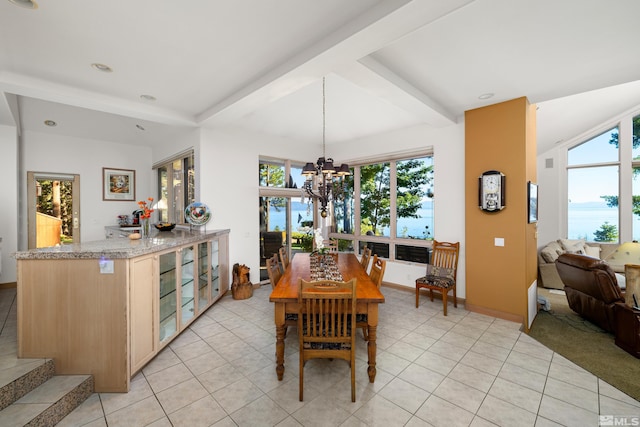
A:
14 228 230 260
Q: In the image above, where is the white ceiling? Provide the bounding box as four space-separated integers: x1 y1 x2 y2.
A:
1 0 640 154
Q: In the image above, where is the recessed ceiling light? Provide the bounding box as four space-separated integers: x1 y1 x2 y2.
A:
44 120 56 127
136 124 145 131
478 93 494 100
140 94 156 102
8 0 38 9
91 63 113 73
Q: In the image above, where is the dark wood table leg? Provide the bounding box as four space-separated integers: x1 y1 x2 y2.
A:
275 303 285 380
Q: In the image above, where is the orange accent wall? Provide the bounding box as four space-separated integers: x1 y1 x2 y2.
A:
465 97 537 328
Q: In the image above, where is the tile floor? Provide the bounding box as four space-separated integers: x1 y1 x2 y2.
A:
2 285 640 427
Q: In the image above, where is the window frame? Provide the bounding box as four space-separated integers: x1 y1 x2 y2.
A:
154 149 195 225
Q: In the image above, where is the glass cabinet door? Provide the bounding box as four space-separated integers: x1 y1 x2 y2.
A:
159 252 177 343
211 239 220 298
197 241 210 311
181 246 196 325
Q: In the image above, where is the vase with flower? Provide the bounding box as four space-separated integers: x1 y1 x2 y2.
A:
137 197 154 238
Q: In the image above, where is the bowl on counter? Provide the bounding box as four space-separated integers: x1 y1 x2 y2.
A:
154 222 176 232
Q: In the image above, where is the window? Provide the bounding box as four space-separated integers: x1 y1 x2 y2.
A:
260 152 434 264
155 151 195 224
567 128 619 242
334 153 434 263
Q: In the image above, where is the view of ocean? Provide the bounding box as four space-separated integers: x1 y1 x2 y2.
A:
267 201 434 238
268 201 638 241
568 202 640 241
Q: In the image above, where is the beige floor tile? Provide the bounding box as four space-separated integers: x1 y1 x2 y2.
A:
385 340 426 362
99 374 154 415
212 377 264 413
504 349 551 376
105 395 166 427
459 350 504 376
145 362 195 394
477 394 537 427
398 363 445 393
498 362 547 393
433 377 487 413
538 395 598 427
378 377 430 413
426 340 468 362
166 395 227 427
488 377 542 414
470 340 511 362
413 349 457 376
448 363 495 393
230 395 289 426
599 394 640 417
291 393 352 427
547 361 598 393
352 394 413 426
543 377 598 413
415 394 475 427
440 330 478 350
155 377 209 414
598 379 640 407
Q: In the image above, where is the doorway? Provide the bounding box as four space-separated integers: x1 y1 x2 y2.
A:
27 172 80 249
259 195 314 281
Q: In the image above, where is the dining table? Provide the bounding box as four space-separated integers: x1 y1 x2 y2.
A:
269 252 386 382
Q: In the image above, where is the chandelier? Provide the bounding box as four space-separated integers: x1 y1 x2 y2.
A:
302 77 351 218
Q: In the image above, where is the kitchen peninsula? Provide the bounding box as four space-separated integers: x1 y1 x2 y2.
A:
15 228 229 392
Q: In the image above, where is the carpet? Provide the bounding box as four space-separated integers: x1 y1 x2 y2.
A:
529 288 640 402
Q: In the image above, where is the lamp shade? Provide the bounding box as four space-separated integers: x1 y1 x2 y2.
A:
302 163 316 176
336 164 351 176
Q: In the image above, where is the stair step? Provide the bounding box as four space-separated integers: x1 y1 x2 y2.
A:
0 374 93 427
0 358 54 410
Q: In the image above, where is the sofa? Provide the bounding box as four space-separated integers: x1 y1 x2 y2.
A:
555 253 625 332
614 302 640 358
538 239 621 289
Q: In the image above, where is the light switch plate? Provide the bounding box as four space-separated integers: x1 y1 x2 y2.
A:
99 259 114 274
495 238 505 247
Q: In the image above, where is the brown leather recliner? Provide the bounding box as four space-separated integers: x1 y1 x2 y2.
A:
555 253 625 332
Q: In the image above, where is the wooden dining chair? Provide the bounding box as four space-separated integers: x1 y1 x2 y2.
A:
268 252 297 336
358 255 386 340
415 240 460 316
266 253 282 289
323 238 339 253
298 278 357 402
279 246 289 270
360 246 372 272
368 255 386 289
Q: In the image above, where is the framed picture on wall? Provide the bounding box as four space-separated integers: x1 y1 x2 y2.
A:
528 181 538 223
103 167 136 201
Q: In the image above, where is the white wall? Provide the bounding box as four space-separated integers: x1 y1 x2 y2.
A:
23 131 153 243
0 125 18 283
337 123 466 292
198 122 467 296
537 146 563 247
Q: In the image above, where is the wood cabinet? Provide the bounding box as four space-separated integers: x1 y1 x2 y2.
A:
17 229 229 392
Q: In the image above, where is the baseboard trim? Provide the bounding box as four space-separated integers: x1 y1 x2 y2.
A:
464 302 523 324
382 282 466 306
0 282 17 289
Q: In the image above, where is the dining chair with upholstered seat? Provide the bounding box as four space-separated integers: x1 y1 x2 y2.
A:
358 255 386 340
415 240 460 316
360 246 372 272
279 246 289 270
298 278 357 402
